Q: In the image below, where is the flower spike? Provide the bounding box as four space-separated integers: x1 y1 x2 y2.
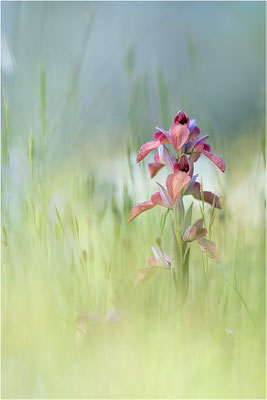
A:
130 107 225 289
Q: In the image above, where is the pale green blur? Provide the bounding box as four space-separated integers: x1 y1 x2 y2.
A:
1 2 265 399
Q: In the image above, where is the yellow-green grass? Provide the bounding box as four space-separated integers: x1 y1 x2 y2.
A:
2 132 265 398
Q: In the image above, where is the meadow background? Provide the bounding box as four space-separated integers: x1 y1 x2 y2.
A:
1 1 265 398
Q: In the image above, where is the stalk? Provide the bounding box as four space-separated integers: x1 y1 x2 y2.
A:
3 95 10 165
173 201 184 270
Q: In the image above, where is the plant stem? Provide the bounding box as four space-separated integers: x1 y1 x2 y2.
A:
174 206 183 270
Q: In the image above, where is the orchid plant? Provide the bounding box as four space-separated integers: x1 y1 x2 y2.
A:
128 110 225 297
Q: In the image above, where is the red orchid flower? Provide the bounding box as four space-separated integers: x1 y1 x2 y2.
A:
166 154 191 204
174 110 190 125
168 110 191 153
136 110 191 163
128 154 191 221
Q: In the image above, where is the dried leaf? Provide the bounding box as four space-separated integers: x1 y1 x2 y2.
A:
183 218 206 242
197 237 220 263
134 266 159 288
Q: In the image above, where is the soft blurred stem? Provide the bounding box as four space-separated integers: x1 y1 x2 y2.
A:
29 137 34 179
40 67 47 180
173 204 183 269
103 263 112 321
157 239 168 312
201 252 208 302
173 201 188 316
220 274 264 346
3 95 10 165
40 68 47 147
3 94 10 220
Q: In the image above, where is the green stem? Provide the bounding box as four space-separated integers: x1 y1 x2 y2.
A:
3 95 9 165
174 206 183 269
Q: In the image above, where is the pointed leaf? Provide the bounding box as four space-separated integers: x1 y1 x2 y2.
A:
183 202 193 232
181 248 190 305
174 195 185 231
183 248 190 285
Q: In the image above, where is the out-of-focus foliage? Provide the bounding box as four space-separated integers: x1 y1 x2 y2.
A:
1 1 265 398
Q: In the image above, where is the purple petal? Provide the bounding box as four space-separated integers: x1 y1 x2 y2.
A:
158 144 177 170
188 119 196 131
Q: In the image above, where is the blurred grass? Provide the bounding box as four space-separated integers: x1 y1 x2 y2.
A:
1 124 265 397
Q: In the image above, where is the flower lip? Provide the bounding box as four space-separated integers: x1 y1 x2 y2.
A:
174 154 190 173
174 110 189 126
178 154 190 173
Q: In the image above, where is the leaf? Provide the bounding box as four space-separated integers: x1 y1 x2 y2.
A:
197 237 220 263
174 195 185 231
182 248 190 301
183 202 193 232
55 206 64 233
160 208 170 235
74 215 79 240
134 266 159 288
